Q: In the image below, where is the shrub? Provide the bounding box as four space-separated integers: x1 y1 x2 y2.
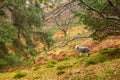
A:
0 59 7 67
0 53 21 68
6 55 22 66
13 70 28 78
57 69 66 75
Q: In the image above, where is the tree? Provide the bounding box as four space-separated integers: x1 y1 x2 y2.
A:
0 0 46 66
75 0 120 40
49 0 120 40
55 8 72 38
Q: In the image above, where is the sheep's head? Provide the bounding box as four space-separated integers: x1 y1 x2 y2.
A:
75 45 79 49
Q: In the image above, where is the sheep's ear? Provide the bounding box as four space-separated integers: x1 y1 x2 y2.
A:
75 45 78 49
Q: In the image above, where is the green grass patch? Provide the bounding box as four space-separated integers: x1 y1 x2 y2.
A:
32 66 41 71
57 65 64 70
46 60 57 68
84 48 120 67
99 57 106 62
99 48 113 54
75 55 85 59
85 60 97 66
72 78 81 80
13 70 28 79
49 60 57 64
57 69 66 75
33 74 41 79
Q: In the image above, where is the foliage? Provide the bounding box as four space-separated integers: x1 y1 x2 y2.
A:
13 70 28 79
5 54 22 66
0 17 17 43
0 51 22 70
33 31 55 51
0 0 48 67
0 59 7 67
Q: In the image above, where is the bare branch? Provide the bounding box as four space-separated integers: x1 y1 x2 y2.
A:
60 36 90 47
45 0 76 22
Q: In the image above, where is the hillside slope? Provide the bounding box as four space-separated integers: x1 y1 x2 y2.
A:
0 48 120 80
0 25 120 80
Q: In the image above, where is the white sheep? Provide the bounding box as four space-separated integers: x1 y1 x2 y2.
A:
75 45 90 57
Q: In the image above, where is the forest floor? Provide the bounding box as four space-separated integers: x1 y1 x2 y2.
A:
0 25 120 80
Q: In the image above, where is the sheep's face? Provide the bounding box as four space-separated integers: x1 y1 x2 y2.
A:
75 45 79 49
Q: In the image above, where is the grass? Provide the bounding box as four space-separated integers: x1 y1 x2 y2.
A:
84 48 120 67
0 25 120 80
46 60 57 68
57 69 66 75
0 47 120 80
32 66 41 71
85 60 97 67
13 70 28 79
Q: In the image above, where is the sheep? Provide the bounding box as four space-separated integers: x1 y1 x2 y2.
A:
75 45 90 57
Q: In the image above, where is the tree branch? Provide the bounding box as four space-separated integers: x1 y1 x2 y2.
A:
45 0 75 22
79 0 120 21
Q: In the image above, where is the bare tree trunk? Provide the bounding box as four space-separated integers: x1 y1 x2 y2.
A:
32 56 36 64
63 30 67 38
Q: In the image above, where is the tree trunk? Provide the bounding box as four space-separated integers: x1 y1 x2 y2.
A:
63 30 67 38
32 56 36 64
0 42 8 54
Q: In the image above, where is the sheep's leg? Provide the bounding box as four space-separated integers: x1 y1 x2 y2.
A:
86 52 90 57
80 52 82 56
